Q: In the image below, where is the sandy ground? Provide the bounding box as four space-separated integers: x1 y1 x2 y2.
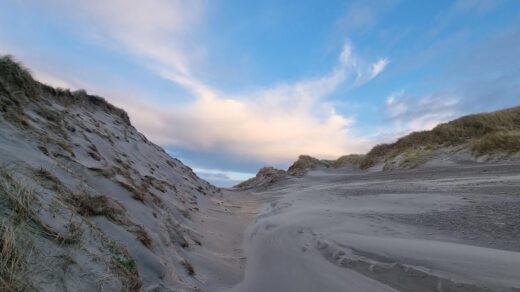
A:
225 162 520 292
189 189 261 291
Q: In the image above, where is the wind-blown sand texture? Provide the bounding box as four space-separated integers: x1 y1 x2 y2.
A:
229 163 520 291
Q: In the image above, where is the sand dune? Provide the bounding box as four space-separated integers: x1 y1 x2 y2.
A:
227 162 520 291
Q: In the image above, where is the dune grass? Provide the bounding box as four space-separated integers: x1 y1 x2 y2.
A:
0 220 30 291
0 168 36 222
181 259 195 276
471 131 520 156
0 55 37 96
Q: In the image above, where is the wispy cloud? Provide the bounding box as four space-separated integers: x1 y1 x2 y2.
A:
452 0 505 15
370 59 390 79
336 0 399 32
22 1 388 162
118 41 381 162
380 90 461 140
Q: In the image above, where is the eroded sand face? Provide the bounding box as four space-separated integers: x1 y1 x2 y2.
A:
227 163 520 292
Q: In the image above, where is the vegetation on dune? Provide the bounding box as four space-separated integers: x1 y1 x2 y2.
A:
471 131 520 156
359 106 520 169
0 55 131 127
181 259 195 276
287 155 330 176
332 154 365 168
0 220 30 291
0 55 38 98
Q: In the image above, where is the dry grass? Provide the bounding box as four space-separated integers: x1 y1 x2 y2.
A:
181 259 195 276
332 154 365 168
88 167 116 179
471 131 520 156
69 192 127 224
287 155 329 176
117 180 146 202
105 240 142 292
0 220 30 291
0 168 36 222
33 167 63 192
131 225 152 248
0 55 39 98
1 167 82 245
35 220 83 245
87 144 101 161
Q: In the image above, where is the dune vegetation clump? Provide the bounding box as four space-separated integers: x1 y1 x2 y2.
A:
0 55 39 98
471 131 520 156
181 259 195 276
287 155 330 176
332 154 365 168
0 220 30 292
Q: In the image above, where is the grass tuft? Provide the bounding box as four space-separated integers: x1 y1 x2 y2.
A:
132 226 152 248
0 55 39 98
0 168 36 222
105 240 142 292
0 220 30 291
181 259 195 276
471 131 520 156
68 192 127 224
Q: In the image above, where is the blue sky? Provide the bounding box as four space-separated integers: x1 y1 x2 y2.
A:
1 0 519 186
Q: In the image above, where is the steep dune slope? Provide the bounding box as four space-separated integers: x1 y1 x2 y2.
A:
0 56 238 291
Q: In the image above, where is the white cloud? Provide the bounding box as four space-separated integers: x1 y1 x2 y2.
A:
385 90 407 118
339 41 353 65
453 0 504 14
370 58 390 79
118 58 372 162
18 1 387 162
42 0 204 80
32 69 73 89
380 91 461 141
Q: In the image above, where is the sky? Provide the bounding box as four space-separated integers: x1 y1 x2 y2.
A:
0 0 519 186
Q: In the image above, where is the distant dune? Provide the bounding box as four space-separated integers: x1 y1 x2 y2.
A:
359 105 520 169
244 105 520 182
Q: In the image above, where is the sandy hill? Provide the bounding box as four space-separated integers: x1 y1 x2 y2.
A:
0 56 227 291
241 106 520 182
359 106 520 169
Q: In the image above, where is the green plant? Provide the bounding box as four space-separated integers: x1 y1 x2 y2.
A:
105 240 141 291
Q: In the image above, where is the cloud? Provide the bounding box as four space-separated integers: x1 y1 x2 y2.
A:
118 60 372 162
452 0 505 15
379 90 461 141
370 58 390 79
31 69 73 89
41 0 205 80
117 37 389 162
385 90 407 118
432 0 505 35
191 167 251 187
335 0 400 34
13 1 388 163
